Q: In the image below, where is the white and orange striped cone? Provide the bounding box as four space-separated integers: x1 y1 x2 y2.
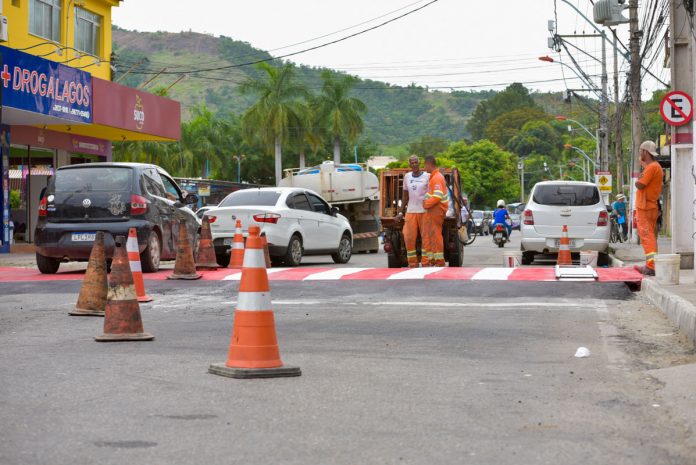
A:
228 219 245 269
209 225 300 379
557 225 572 266
261 234 272 269
126 228 152 302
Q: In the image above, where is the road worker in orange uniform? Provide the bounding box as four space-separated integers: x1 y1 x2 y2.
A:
398 155 430 267
422 155 449 267
634 140 663 276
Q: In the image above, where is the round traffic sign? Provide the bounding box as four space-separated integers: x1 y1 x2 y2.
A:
660 91 693 126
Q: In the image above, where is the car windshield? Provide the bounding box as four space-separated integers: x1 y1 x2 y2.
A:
220 190 281 207
472 211 483 219
532 184 600 206
54 167 131 192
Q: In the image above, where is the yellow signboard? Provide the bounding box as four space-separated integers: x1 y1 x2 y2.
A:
198 185 211 197
595 172 612 193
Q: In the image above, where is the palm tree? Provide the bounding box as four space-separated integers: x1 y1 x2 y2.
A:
239 63 308 185
294 101 323 169
315 71 367 164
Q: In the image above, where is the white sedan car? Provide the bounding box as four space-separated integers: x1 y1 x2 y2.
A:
206 187 353 267
520 181 610 265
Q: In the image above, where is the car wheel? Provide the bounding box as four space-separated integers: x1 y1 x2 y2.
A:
284 235 303 267
216 253 230 268
522 251 535 265
141 230 161 273
36 252 60 274
598 252 609 267
332 234 353 264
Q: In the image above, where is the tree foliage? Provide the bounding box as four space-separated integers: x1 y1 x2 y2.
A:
467 83 539 140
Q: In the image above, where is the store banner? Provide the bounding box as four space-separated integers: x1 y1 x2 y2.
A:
0 125 10 253
0 45 92 124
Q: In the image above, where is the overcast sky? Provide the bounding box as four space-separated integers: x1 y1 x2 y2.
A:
112 0 667 97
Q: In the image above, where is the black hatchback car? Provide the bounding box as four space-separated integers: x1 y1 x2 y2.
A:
34 162 200 274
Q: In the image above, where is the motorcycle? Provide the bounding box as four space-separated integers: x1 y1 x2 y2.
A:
492 223 509 248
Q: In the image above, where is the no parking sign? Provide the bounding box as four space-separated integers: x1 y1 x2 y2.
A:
660 91 693 127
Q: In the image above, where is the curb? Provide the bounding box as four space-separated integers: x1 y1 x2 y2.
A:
641 278 696 345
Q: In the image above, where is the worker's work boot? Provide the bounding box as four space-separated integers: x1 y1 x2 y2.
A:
634 265 655 276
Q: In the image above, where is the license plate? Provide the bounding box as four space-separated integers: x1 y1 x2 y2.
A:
554 239 576 248
71 232 96 242
223 237 233 246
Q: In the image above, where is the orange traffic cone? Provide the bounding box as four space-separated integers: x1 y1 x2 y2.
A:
168 219 202 280
196 215 218 270
228 219 245 269
70 231 107 316
126 228 152 302
209 225 300 379
557 225 572 266
261 234 272 269
95 236 154 342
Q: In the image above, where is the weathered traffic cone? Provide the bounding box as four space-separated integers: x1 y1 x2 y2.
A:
70 231 107 316
167 219 202 280
261 234 272 269
95 236 154 342
228 219 245 269
209 225 300 379
557 225 572 266
126 228 152 302
196 215 218 270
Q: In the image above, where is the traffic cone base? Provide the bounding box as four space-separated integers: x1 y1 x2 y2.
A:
208 363 301 379
71 231 107 317
96 236 154 342
168 219 202 280
196 215 219 270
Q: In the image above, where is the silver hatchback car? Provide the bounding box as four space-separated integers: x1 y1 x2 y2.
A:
520 181 610 265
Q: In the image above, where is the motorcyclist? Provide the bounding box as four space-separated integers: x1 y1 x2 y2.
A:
492 199 511 239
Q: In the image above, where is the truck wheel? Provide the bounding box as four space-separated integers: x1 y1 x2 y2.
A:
216 253 230 268
387 253 401 268
284 235 303 267
331 234 353 264
36 253 60 274
141 230 161 273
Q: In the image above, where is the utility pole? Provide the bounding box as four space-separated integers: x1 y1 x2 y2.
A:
518 159 525 203
613 31 624 194
669 0 695 268
600 32 610 175
628 0 643 243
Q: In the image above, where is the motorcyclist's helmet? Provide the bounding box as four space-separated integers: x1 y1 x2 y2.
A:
496 199 505 208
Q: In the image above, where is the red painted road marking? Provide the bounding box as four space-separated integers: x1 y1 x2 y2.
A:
0 266 644 284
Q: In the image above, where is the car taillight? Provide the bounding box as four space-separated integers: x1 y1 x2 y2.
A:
131 194 149 215
523 209 534 225
38 197 47 217
597 210 609 227
206 215 217 224
253 213 281 224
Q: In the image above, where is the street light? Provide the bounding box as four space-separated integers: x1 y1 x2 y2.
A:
563 143 597 181
537 56 602 98
555 115 598 142
233 155 244 183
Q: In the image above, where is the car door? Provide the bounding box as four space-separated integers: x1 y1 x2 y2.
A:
287 192 321 251
141 168 176 257
306 191 341 250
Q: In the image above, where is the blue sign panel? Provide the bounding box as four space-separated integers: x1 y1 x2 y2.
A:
0 45 92 123
0 125 9 253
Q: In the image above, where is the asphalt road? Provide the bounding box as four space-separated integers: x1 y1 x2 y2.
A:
2 275 696 464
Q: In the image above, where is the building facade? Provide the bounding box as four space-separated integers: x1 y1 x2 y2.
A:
0 0 181 251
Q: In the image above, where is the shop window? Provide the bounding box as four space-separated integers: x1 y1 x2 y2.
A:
74 7 101 56
29 0 61 42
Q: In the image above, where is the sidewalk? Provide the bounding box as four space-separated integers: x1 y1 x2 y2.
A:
610 236 696 345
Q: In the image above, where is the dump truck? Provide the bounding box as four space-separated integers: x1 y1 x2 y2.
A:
278 161 380 253
379 167 465 267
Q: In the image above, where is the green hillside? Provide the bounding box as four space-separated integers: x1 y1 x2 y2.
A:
112 28 498 146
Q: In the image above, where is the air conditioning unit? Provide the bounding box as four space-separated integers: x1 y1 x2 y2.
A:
0 16 8 42
593 0 629 26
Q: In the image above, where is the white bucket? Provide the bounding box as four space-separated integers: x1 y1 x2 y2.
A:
655 254 680 285
579 251 598 267
503 250 523 268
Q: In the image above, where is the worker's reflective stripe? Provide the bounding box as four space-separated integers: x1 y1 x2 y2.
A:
406 250 417 257
432 252 444 260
